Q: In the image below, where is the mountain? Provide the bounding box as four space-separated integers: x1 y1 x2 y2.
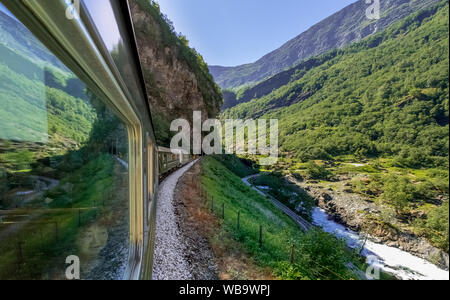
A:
0 10 68 71
221 1 449 167
0 10 95 145
209 0 442 89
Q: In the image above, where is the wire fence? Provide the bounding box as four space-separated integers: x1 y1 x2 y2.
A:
195 180 354 280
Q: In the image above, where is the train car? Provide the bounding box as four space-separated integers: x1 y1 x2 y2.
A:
0 0 188 280
158 147 193 176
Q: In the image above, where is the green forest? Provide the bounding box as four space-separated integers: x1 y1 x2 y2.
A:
222 2 448 167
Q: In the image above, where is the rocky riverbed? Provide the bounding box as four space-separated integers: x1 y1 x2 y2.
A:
287 175 449 271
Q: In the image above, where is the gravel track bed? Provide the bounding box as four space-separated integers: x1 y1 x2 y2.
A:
152 160 198 280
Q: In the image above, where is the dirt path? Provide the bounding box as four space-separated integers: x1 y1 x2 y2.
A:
172 162 275 280
173 163 219 280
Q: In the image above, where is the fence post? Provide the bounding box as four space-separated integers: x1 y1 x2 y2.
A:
290 244 295 264
237 211 240 231
222 203 225 220
259 225 263 248
78 209 81 227
211 198 214 212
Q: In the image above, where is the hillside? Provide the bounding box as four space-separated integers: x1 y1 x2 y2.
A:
222 1 449 167
198 156 364 280
210 0 441 90
221 2 449 262
0 11 95 147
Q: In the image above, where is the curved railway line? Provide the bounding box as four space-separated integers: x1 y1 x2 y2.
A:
242 174 313 232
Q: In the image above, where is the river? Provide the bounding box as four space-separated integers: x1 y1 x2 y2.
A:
243 174 449 280
312 207 449 280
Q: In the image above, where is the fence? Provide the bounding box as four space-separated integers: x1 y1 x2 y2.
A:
196 178 352 280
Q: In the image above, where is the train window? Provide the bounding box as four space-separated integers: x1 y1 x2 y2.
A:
0 4 130 280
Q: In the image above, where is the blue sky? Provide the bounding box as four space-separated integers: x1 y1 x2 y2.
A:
0 3 19 21
158 0 357 66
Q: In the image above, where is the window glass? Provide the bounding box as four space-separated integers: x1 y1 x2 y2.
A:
0 5 129 280
82 0 148 116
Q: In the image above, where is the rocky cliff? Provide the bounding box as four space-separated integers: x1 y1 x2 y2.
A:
130 0 223 146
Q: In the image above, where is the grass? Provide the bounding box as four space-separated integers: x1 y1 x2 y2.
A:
211 154 257 178
200 156 363 280
249 172 315 221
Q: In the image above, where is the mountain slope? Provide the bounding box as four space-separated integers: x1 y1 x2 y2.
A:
0 10 68 72
222 1 449 167
210 0 441 89
0 11 95 145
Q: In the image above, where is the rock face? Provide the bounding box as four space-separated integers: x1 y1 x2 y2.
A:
290 177 449 270
209 0 441 89
130 1 222 146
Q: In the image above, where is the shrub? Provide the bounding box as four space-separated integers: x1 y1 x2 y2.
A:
305 161 332 180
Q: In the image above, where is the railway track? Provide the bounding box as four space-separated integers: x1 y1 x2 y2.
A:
242 174 312 232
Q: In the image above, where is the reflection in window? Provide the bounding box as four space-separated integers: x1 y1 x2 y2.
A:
0 6 129 279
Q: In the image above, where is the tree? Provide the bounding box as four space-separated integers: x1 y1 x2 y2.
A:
382 175 414 216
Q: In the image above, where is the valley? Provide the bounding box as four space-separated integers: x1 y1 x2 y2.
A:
211 0 449 279
1 0 448 281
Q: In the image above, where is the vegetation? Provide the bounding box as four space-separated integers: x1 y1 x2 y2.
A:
356 169 449 251
200 156 365 280
249 172 315 221
212 155 257 178
222 2 449 168
415 201 449 252
221 2 449 254
305 161 333 180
